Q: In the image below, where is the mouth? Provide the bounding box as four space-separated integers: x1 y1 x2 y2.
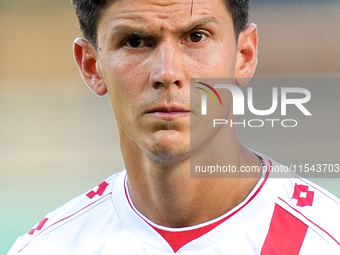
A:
145 106 190 118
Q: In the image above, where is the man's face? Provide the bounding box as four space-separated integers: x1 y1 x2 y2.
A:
95 0 238 161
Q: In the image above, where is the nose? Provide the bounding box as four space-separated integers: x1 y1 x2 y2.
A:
149 40 185 89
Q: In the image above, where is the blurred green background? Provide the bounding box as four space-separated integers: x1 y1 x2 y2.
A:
1 0 340 253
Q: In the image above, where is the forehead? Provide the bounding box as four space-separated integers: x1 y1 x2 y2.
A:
97 0 232 36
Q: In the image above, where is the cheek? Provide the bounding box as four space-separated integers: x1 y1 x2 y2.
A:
186 43 236 78
102 54 147 106
99 61 136 124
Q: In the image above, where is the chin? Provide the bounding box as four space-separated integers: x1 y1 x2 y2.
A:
147 150 191 168
144 131 190 165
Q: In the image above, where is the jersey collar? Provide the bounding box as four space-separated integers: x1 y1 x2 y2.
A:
112 156 285 253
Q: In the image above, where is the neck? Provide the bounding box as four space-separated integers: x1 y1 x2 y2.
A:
119 125 262 228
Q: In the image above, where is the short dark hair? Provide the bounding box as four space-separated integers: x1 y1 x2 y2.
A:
71 0 249 48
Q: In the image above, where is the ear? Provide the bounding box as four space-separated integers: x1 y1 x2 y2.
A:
73 38 107 96
235 24 258 87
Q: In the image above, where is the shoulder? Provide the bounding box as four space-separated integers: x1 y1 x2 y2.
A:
273 172 340 251
254 154 340 253
7 171 125 255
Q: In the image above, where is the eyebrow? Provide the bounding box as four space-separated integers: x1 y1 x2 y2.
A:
108 17 217 38
109 25 157 38
179 17 216 34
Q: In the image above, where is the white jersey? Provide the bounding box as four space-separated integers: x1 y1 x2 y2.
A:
8 156 340 254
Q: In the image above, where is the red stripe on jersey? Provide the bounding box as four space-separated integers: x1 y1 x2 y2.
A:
86 181 109 199
19 192 112 253
261 204 308 255
279 197 340 246
28 218 48 235
125 159 272 253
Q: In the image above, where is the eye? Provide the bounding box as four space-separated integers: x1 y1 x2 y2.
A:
125 37 147 48
187 32 207 43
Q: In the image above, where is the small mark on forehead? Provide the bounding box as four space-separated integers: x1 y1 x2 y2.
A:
190 0 194 19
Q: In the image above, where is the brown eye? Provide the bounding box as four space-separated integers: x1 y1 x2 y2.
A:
126 37 143 48
189 32 206 43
